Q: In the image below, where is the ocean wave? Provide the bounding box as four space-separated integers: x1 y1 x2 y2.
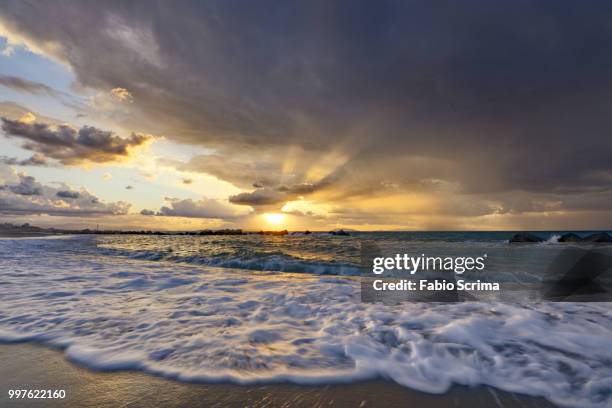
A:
95 246 362 276
540 234 561 245
1 257 611 408
2 237 612 407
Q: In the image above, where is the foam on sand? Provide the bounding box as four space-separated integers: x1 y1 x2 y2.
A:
0 236 611 407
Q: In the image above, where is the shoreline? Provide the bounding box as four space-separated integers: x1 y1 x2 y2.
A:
0 232 61 238
0 343 557 407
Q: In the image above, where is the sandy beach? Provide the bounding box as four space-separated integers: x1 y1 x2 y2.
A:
0 344 556 407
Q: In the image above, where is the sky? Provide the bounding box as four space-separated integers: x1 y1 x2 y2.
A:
1 1 612 231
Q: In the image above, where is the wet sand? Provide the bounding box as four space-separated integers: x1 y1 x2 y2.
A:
0 344 556 407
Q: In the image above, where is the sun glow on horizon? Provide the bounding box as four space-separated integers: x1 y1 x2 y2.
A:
263 213 286 227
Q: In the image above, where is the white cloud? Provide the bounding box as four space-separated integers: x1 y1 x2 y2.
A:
0 166 130 216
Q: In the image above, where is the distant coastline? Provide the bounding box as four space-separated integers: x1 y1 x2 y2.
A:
3 222 612 239
0 222 352 237
0 223 61 237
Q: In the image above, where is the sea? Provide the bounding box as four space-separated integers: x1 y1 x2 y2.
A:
0 231 611 407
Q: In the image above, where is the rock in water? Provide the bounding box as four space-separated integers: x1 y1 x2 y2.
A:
509 232 544 243
581 232 612 243
559 233 582 242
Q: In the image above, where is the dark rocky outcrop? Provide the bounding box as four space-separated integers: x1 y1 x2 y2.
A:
509 232 544 243
581 232 612 243
558 233 582 243
329 229 350 236
511 231 612 243
257 230 288 236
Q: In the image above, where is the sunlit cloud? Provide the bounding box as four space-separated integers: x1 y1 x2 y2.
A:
1 117 154 166
1 2 612 230
90 88 135 112
263 212 285 227
110 87 133 103
281 200 331 218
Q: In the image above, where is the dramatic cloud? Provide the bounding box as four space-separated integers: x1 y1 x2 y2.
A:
162 152 282 190
155 197 251 219
0 167 130 216
1 117 153 165
2 2 612 227
229 180 331 208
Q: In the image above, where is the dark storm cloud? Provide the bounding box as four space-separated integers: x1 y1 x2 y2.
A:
1 118 152 165
56 190 80 199
0 75 62 97
3 1 612 213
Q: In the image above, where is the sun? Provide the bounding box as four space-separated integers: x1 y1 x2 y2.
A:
263 213 286 227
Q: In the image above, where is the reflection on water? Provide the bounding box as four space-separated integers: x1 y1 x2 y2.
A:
95 233 362 275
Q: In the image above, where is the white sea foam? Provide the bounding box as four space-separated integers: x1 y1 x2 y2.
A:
0 236 611 407
542 234 561 244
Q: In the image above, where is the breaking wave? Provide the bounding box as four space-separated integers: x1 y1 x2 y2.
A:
1 235 612 407
96 246 362 276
